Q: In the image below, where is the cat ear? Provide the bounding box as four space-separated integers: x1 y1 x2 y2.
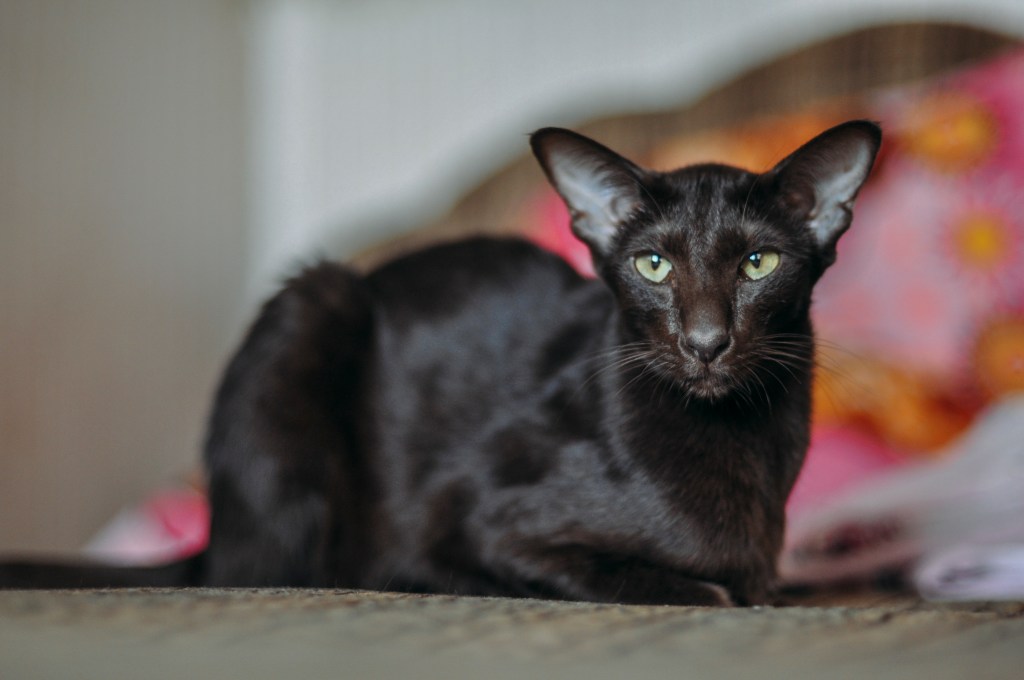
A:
769 120 882 266
531 128 645 259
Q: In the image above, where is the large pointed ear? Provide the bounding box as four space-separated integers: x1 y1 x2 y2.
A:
531 128 646 260
769 120 882 267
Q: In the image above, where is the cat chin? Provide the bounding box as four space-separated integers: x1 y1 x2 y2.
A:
683 378 734 403
656 358 737 402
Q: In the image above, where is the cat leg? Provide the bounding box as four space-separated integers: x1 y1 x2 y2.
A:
559 558 735 606
201 262 374 587
492 542 737 606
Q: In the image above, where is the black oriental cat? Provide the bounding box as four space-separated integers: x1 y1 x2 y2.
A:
1 121 881 605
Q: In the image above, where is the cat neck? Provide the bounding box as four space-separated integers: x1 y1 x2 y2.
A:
604 314 813 478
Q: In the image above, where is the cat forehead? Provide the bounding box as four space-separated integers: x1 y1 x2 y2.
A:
627 166 779 253
657 165 760 223
662 162 755 192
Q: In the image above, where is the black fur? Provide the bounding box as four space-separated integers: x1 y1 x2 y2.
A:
0 122 881 605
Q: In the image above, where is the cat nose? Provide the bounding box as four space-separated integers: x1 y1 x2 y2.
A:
683 327 730 364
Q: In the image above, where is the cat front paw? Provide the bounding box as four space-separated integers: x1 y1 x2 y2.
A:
700 581 736 607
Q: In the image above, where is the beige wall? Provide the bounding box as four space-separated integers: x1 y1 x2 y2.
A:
0 1 248 552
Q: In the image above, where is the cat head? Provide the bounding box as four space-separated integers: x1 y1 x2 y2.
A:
531 121 881 401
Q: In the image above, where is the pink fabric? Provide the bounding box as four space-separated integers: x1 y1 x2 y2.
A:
85 486 208 564
785 426 903 517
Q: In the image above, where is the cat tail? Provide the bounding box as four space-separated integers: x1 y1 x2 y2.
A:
0 551 204 589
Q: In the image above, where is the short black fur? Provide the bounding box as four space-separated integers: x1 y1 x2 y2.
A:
1 122 881 605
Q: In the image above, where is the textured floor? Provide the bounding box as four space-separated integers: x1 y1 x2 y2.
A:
1 589 1021 679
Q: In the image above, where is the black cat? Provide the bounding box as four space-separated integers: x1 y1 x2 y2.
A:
1 121 881 605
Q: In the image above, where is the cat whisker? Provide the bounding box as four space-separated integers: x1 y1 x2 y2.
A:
813 337 870 357
761 363 791 396
644 354 675 408
575 342 655 388
749 345 814 365
631 177 674 230
751 335 884 412
738 168 767 232
812 369 877 408
574 341 669 404
746 366 773 415
743 347 810 379
612 363 658 401
729 371 759 413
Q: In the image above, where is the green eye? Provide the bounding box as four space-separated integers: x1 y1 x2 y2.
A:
741 250 781 280
634 253 673 283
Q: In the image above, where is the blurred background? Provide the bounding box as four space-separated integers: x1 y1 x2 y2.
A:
1 0 1023 588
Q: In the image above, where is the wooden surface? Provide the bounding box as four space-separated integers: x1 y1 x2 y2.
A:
1 589 1021 679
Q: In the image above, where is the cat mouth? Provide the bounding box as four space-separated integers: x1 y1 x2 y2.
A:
688 375 733 401
684 369 735 401
654 353 737 401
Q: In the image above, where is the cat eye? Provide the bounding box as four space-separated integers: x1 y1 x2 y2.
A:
634 253 673 283
740 251 781 281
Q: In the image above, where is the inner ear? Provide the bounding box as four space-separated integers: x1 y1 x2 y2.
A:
531 128 646 261
768 120 882 266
